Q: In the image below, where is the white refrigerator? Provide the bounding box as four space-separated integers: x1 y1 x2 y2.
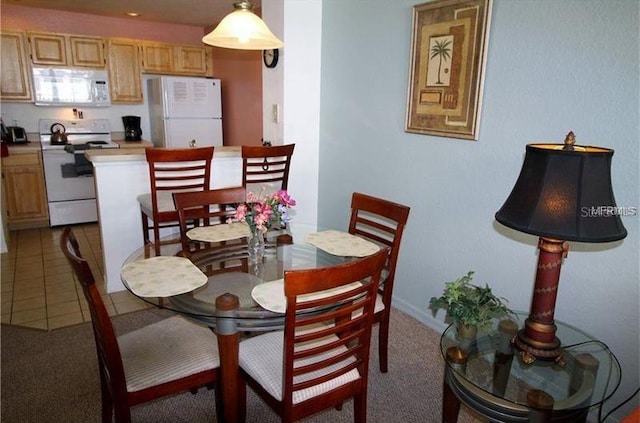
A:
147 76 223 148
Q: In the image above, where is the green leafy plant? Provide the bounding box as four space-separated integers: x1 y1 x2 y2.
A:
429 271 513 331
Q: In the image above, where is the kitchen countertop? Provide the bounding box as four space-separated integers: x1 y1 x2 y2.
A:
4 141 42 154
85 145 240 163
113 140 155 149
4 139 240 161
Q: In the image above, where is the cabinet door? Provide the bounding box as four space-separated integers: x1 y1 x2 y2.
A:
175 45 208 75
28 32 67 65
0 31 32 101
69 35 105 68
2 153 49 222
107 39 143 103
141 42 174 73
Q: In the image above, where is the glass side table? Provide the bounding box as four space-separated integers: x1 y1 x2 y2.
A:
440 312 621 423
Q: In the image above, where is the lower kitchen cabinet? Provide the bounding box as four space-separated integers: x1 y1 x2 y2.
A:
1 151 49 229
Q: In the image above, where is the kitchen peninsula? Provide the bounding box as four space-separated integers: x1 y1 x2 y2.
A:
85 146 242 292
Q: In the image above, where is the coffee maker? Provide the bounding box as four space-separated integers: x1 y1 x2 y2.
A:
122 116 142 141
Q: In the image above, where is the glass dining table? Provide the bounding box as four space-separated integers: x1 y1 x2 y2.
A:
120 222 378 423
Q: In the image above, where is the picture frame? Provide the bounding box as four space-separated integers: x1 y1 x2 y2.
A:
405 0 492 140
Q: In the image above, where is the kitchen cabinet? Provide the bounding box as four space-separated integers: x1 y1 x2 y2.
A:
141 42 208 76
0 30 33 101
107 38 143 103
140 42 175 74
69 35 106 68
28 32 67 66
28 31 105 68
1 151 49 229
175 45 209 75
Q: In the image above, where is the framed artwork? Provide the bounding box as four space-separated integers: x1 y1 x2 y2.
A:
405 0 492 140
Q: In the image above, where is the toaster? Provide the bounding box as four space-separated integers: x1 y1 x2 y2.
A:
6 126 28 143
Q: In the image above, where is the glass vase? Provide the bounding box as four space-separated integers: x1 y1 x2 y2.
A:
247 231 265 262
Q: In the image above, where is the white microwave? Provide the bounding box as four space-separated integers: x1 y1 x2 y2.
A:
32 67 111 107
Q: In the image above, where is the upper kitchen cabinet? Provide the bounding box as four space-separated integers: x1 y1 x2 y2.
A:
175 45 209 76
107 38 143 103
27 31 105 68
141 42 208 76
140 42 174 74
69 35 106 68
0 31 33 101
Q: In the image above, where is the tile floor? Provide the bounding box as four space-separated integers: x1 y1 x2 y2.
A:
1 223 152 331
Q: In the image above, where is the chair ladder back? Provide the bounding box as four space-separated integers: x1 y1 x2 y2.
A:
282 249 387 406
145 147 214 213
173 187 246 256
349 192 410 286
60 228 129 402
241 144 294 191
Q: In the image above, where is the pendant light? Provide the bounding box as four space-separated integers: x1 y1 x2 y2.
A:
202 1 283 50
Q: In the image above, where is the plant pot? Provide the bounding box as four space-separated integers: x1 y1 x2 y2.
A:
456 323 478 351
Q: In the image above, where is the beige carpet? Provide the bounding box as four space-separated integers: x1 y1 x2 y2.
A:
1 307 482 422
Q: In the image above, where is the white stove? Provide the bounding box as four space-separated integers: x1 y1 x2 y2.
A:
39 119 119 226
39 119 119 150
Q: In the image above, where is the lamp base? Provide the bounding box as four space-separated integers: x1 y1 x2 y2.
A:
512 318 564 366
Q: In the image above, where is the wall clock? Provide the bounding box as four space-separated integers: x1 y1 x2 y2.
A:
263 49 279 68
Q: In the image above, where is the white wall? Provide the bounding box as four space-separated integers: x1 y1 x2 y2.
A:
262 0 284 145
263 0 322 226
314 0 639 420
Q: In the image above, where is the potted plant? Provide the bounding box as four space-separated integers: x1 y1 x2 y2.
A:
429 271 513 337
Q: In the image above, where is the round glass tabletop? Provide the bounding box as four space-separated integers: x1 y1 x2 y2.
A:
121 223 365 330
439 311 621 415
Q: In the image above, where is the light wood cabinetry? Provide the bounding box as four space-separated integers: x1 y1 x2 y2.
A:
140 42 175 74
69 35 106 68
1 152 49 229
141 42 208 76
28 31 105 68
107 39 143 103
0 31 33 101
175 45 208 75
1 29 209 105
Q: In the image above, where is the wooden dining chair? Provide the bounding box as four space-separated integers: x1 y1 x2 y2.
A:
241 144 294 195
238 248 388 423
348 192 410 373
60 227 220 423
138 147 214 255
173 187 247 259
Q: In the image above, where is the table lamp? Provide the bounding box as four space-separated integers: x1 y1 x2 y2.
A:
495 131 627 364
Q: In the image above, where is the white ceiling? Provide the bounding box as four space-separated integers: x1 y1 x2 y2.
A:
1 0 262 28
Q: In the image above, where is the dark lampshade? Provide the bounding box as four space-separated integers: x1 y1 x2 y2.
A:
495 142 627 243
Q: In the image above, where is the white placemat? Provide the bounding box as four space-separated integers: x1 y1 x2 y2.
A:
251 279 362 313
121 256 207 297
305 230 380 257
187 222 251 243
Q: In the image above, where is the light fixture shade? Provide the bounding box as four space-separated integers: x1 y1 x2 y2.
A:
202 1 283 50
495 142 627 243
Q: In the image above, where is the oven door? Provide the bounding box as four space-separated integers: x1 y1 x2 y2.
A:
42 149 96 201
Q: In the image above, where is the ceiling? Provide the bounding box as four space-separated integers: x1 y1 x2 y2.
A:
1 0 261 28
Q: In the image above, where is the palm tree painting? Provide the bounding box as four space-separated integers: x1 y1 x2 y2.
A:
427 36 453 86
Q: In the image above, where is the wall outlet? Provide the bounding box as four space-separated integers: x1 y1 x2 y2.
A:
272 104 280 123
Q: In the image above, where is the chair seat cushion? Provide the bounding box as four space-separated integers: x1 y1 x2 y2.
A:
137 192 176 214
118 316 219 392
239 330 360 404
